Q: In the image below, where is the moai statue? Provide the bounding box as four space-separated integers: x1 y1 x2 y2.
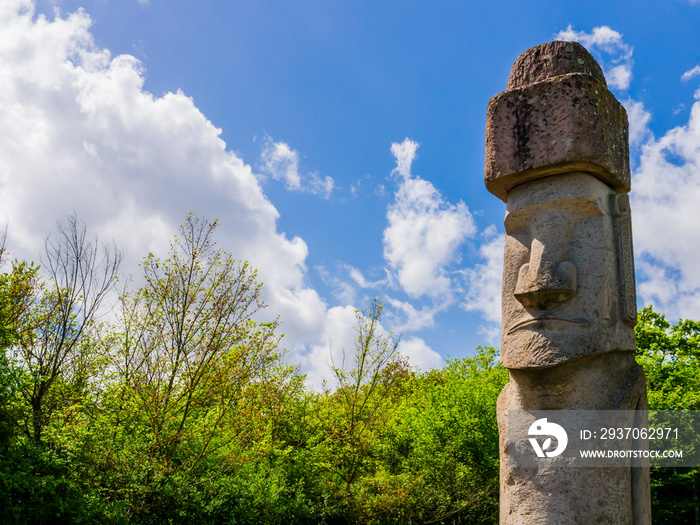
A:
485 41 651 524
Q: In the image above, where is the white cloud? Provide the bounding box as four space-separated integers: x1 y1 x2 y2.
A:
398 336 443 371
315 263 393 309
681 65 700 82
259 135 334 198
308 171 334 199
301 305 358 389
606 64 632 91
390 138 419 180
301 305 442 389
0 2 341 379
0 1 32 20
383 139 477 300
555 25 633 91
316 265 365 306
556 25 627 53
346 264 388 289
631 88 700 318
260 137 302 190
384 296 441 332
623 98 653 148
459 226 504 341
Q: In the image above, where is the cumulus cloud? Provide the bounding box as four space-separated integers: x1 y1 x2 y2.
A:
606 64 632 91
556 25 628 55
399 336 443 371
259 135 334 198
459 226 504 342
0 1 492 390
0 2 339 381
681 65 700 82
555 25 633 90
623 98 653 148
632 91 700 318
383 139 477 300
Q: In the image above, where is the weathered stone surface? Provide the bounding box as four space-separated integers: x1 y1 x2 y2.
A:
500 173 635 369
506 40 606 90
485 74 630 202
486 40 650 524
497 353 651 525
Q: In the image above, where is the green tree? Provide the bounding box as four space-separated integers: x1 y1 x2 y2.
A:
635 305 700 525
0 261 41 444
298 299 408 522
0 217 121 525
326 299 409 489
364 346 506 525
99 214 289 519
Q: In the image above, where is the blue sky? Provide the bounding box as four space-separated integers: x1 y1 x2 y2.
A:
3 0 700 386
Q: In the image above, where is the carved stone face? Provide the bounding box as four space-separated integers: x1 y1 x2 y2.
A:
500 172 636 369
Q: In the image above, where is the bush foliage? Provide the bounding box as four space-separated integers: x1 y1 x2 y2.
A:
0 216 696 524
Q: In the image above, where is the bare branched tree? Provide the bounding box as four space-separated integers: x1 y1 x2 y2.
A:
13 214 122 442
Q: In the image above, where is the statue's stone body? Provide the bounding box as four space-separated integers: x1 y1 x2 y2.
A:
486 41 651 524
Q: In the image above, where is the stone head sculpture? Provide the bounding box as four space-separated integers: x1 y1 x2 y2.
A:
488 42 650 525
484 41 637 369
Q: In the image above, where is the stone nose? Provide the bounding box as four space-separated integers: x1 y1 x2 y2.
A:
514 210 577 310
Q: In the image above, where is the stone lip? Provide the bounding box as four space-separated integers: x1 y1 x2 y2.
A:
485 71 630 202
507 41 606 90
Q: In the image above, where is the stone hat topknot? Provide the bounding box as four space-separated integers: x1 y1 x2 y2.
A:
484 41 630 202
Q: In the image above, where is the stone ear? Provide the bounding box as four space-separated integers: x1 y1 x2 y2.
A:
611 193 637 327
